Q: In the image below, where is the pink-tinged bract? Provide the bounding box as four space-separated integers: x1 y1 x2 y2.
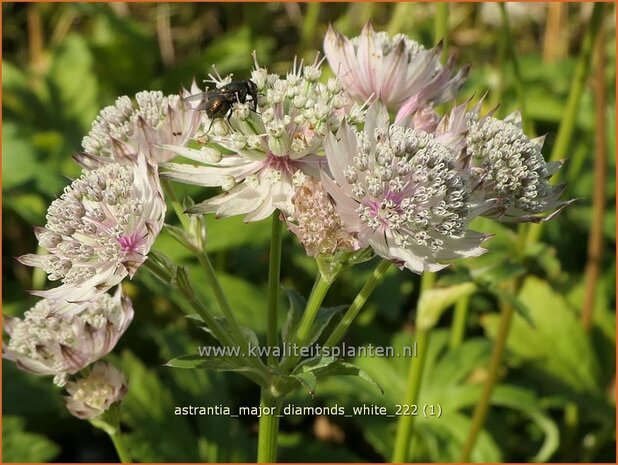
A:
64 362 128 420
3 289 133 386
18 154 166 307
321 102 490 273
323 23 468 112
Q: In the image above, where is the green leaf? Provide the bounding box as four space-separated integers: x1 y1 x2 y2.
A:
119 352 201 462
482 277 604 403
48 34 99 129
166 354 241 371
3 416 60 463
281 287 305 345
293 371 317 396
491 287 535 328
298 357 383 394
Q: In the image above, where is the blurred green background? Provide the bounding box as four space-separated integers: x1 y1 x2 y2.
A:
2 2 616 463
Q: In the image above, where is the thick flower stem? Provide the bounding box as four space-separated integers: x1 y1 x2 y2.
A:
256 389 282 463
295 275 332 348
391 271 435 462
459 300 515 461
527 2 604 244
280 274 333 373
324 259 392 347
391 328 431 462
109 430 132 464
267 213 283 365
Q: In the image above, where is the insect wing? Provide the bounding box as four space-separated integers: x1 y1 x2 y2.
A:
183 90 222 110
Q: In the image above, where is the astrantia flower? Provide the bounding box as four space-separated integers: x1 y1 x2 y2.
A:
161 57 358 222
79 90 201 167
3 289 133 386
18 155 165 305
465 112 573 222
322 102 489 273
65 362 128 420
323 23 468 112
287 177 359 257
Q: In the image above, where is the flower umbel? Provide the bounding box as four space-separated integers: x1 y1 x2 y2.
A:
161 56 355 221
80 90 201 167
287 177 360 257
324 23 468 112
3 289 133 386
18 155 166 305
322 102 488 273
465 112 573 222
64 362 128 420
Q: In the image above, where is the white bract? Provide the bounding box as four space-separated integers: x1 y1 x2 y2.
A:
3 289 133 386
18 155 166 307
64 362 128 420
161 57 358 222
321 102 490 273
323 23 467 112
80 90 201 167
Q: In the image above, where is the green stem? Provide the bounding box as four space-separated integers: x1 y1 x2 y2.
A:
391 271 435 462
197 252 247 347
267 213 283 365
109 430 131 464
392 328 431 462
324 260 392 347
460 299 515 461
434 3 449 62
449 294 470 349
256 390 282 463
527 2 604 244
499 3 534 136
280 274 333 372
295 275 332 348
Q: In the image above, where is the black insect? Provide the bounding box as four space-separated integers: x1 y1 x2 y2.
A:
186 79 258 127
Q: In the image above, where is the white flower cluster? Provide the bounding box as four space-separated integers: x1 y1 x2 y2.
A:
64 362 128 420
18 157 165 307
7 23 573 423
7 85 196 419
161 56 361 221
81 90 201 166
3 289 133 387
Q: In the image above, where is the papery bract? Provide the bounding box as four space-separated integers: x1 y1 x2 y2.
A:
323 23 467 112
321 102 490 273
79 90 201 167
3 289 133 386
161 57 359 222
18 154 166 306
64 362 128 420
